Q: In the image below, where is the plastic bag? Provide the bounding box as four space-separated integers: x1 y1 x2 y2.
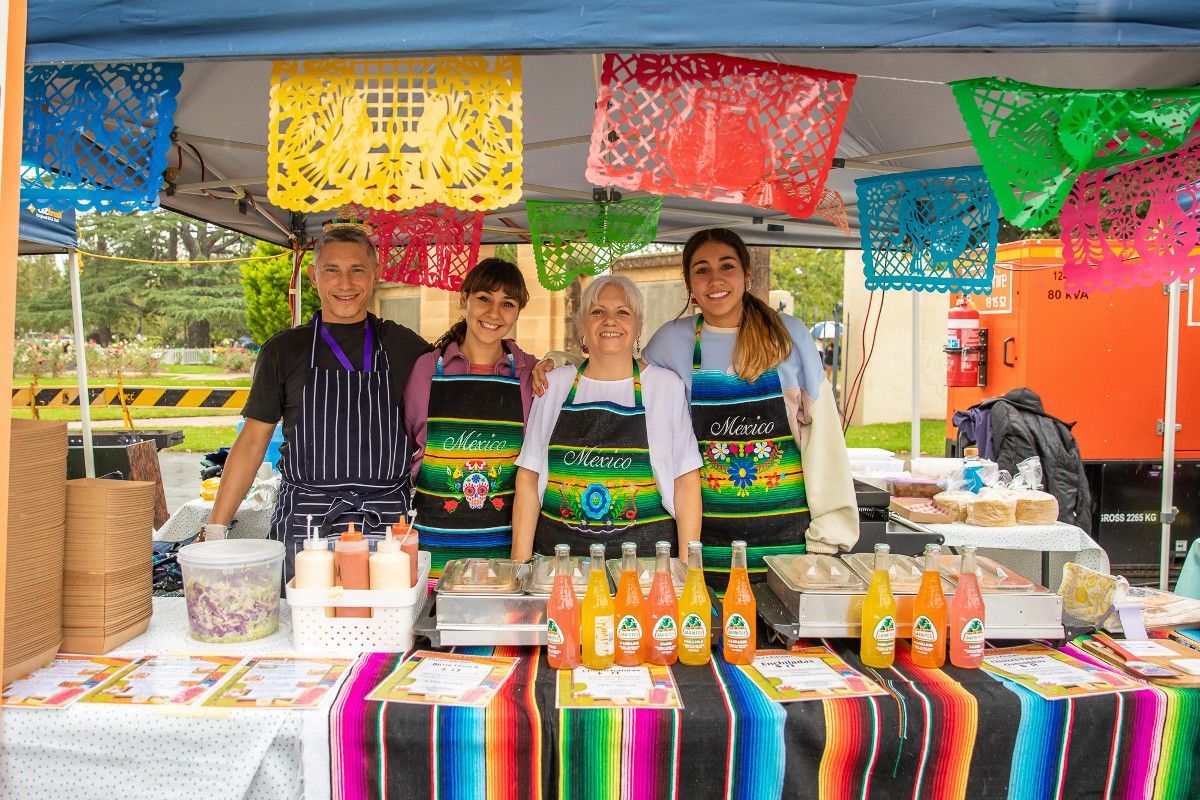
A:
1010 456 1044 491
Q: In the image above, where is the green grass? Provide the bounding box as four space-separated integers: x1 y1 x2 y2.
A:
161 364 235 375
11 407 235 421
844 419 950 458
172 426 240 453
14 374 252 387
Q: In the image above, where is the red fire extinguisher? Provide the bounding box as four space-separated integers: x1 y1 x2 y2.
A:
945 298 987 387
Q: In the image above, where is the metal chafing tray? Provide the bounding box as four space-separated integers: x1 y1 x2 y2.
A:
762 553 1064 642
528 554 593 597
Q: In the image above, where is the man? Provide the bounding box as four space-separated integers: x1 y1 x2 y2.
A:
206 226 427 581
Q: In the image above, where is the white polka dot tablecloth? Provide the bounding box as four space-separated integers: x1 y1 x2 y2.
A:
0 598 339 800
156 497 276 543
924 521 1110 574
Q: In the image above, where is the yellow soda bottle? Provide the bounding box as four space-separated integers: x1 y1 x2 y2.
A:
581 543 615 670
860 543 898 669
678 541 712 666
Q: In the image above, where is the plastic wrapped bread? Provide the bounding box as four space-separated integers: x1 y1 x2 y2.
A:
933 490 974 522
1014 490 1059 525
966 490 1017 527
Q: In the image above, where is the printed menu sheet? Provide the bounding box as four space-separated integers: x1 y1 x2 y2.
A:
739 648 887 703
203 656 352 709
81 655 242 705
2 655 133 709
556 664 682 709
367 651 519 708
982 644 1142 700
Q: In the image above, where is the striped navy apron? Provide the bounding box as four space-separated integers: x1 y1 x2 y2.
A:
690 315 808 593
270 312 410 581
533 360 676 562
412 344 524 578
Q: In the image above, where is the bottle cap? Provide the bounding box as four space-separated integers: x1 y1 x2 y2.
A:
376 522 400 553
302 515 326 550
964 446 980 458
687 541 703 553
340 522 364 542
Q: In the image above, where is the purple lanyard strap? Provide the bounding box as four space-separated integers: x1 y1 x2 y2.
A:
317 314 373 372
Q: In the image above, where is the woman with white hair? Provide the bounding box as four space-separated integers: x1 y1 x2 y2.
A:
511 275 702 560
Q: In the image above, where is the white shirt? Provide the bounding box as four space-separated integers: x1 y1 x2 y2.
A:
515 364 702 516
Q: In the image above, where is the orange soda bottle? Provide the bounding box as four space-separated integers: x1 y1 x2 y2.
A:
722 541 756 664
860 543 898 668
646 541 680 665
613 542 647 666
546 544 580 670
581 543 615 670
950 546 986 668
911 544 948 669
678 541 712 666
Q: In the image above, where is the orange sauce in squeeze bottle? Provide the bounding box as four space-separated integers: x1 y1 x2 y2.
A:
722 540 756 665
911 544 948 669
546 544 581 670
333 522 371 618
613 542 647 666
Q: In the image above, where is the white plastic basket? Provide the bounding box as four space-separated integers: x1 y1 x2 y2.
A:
285 551 430 655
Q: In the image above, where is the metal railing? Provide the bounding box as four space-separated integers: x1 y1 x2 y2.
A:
155 348 217 365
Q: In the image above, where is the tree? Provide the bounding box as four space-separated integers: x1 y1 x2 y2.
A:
240 241 319 344
15 255 69 334
769 247 845 324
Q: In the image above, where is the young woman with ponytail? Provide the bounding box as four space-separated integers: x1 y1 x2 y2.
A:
643 228 858 592
403 258 539 577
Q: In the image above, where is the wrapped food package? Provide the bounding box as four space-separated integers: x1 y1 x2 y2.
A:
887 475 943 498
1014 490 1059 525
966 492 1017 527
933 490 974 522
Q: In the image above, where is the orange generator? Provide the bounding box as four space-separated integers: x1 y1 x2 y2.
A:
944 239 1200 569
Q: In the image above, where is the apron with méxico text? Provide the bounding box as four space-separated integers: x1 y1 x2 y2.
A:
533 361 676 561
412 345 524 577
690 316 808 592
270 313 410 582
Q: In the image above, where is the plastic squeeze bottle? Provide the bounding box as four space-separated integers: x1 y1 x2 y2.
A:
860 543 898 669
911 544 948 669
613 542 647 666
581 543 616 670
294 516 337 617
678 541 712 666
546 544 581 670
393 510 419 585
722 541 756 665
334 522 372 618
950 546 987 668
646 541 680 666
370 524 412 591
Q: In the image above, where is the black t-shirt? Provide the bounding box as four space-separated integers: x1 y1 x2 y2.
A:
242 314 429 438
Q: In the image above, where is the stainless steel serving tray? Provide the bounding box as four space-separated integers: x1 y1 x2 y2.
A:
604 557 687 596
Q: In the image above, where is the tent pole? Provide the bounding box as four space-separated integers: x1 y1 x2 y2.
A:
911 291 921 461
68 249 95 478
1159 279 1181 590
291 242 303 327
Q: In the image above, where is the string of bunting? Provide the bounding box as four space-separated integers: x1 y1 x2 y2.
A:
951 77 1200 230
341 203 485 291
856 166 999 294
586 53 855 219
268 57 523 213
22 62 183 212
1059 136 1200 292
527 196 663 291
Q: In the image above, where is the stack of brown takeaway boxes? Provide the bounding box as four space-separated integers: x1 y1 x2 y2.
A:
62 477 156 652
3 420 68 686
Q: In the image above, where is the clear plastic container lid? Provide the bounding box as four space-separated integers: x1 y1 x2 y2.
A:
436 558 525 594
178 538 285 568
937 554 1035 591
843 552 927 593
604 557 687 592
765 554 866 592
529 554 591 595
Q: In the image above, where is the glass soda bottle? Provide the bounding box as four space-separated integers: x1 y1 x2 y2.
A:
581 543 615 670
678 541 712 666
646 541 680 665
613 542 647 666
950 546 987 668
911 544 948 669
860 543 898 668
722 541 756 664
546 544 580 670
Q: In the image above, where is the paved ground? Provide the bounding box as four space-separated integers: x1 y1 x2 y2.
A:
159 450 206 514
68 415 242 430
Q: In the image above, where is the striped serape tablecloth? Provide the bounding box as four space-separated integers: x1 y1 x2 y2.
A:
330 640 1200 800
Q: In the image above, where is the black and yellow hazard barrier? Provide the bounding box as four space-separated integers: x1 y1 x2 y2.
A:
12 386 250 410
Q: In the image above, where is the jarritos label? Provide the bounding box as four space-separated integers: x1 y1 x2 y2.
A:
960 618 985 651
912 615 938 652
652 615 678 642
872 616 897 655
546 618 565 646
681 613 707 643
617 615 643 645
725 613 751 652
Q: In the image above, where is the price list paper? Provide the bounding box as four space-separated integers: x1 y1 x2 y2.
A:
203 656 352 709
556 664 682 709
81 654 242 705
367 651 519 708
2 655 134 709
982 644 1142 700
739 647 887 703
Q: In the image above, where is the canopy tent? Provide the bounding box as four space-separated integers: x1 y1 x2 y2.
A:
17 204 76 255
19 1 1200 586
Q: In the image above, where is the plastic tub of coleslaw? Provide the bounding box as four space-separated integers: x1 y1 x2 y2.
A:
178 539 285 643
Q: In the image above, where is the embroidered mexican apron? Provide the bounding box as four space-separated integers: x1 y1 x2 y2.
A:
270 313 410 582
533 360 676 561
690 316 808 592
412 345 524 578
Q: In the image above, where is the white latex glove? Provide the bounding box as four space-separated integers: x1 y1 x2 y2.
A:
202 523 228 542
